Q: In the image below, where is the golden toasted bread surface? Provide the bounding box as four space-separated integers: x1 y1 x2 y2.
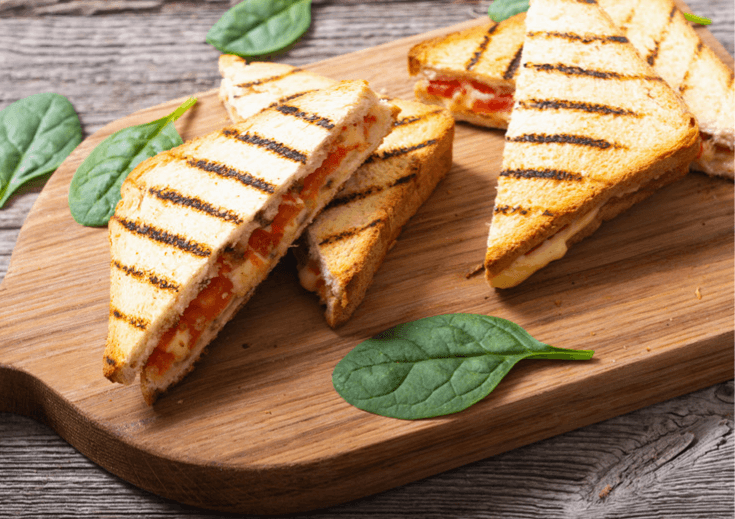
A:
484 0 699 288
407 15 525 129
218 59 455 327
218 55 337 123
598 0 734 178
104 80 393 397
301 98 455 327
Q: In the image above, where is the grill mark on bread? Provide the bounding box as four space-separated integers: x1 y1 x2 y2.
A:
222 128 308 164
148 186 244 224
236 68 303 89
528 31 628 44
678 41 705 95
507 133 622 149
275 104 335 129
645 6 676 66
526 62 662 81
394 110 444 127
318 218 384 246
494 204 531 216
466 23 499 71
500 168 584 181
518 98 638 117
619 6 636 31
503 45 524 80
325 173 418 210
110 307 149 330
646 43 660 67
186 157 275 194
365 139 438 163
263 90 314 108
112 260 180 291
114 216 212 257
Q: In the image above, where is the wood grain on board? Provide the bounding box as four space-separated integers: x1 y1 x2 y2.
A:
1 9 733 517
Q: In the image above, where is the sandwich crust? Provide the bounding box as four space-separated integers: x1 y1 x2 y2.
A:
484 0 699 287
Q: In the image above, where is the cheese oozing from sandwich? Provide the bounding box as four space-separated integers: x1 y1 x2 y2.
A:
490 208 600 289
143 114 381 380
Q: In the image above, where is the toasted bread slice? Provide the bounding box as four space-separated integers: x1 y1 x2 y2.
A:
296 98 454 327
103 80 396 403
598 0 734 179
218 54 336 123
408 2 734 179
219 57 455 327
484 0 700 289
408 14 525 129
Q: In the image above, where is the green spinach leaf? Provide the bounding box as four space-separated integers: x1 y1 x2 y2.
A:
683 12 711 25
68 97 196 227
488 0 529 22
0 93 82 208
333 313 594 419
206 0 312 58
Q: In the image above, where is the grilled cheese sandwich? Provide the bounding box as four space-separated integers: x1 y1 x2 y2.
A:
103 80 397 403
484 0 699 288
218 57 455 327
408 1 734 179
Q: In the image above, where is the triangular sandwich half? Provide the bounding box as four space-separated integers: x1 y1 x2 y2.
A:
408 14 525 129
484 0 700 289
103 80 396 403
296 97 454 327
409 1 734 179
219 57 455 327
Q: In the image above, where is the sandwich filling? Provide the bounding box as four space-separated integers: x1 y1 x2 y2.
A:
490 208 600 289
692 135 734 177
143 113 381 381
421 75 515 115
297 257 330 302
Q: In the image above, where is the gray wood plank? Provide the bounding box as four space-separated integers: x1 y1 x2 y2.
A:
0 0 732 517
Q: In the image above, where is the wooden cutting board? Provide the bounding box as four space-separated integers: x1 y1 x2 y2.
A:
1 13 732 515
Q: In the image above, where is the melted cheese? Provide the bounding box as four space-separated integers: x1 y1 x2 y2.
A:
491 208 600 289
298 263 321 293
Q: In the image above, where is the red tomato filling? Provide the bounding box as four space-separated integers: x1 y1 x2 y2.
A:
302 144 359 200
427 78 514 113
144 136 367 377
145 257 234 375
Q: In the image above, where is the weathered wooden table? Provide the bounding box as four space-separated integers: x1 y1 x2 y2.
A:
1 1 733 517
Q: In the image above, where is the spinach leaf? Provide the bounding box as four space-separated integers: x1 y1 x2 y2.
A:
333 314 594 419
0 93 82 208
206 0 312 58
68 97 196 227
683 12 711 25
488 0 529 22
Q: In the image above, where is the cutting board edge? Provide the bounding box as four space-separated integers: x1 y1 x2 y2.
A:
1 328 731 515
